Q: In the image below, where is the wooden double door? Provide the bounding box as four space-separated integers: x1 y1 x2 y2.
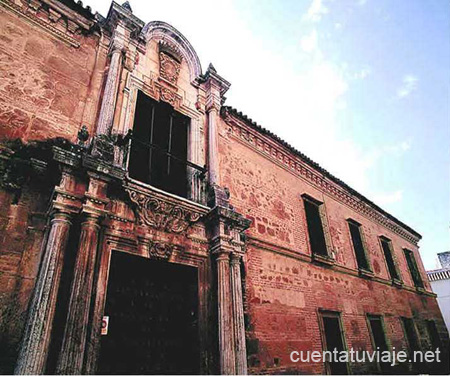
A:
97 251 200 374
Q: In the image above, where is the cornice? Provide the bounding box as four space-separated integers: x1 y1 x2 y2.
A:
222 109 421 246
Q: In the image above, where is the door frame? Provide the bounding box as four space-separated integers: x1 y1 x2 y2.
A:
84 232 211 374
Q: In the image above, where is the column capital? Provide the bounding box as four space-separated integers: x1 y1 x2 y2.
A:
51 202 80 217
204 63 230 112
51 208 73 221
80 211 102 227
214 250 231 262
108 41 126 57
230 252 243 265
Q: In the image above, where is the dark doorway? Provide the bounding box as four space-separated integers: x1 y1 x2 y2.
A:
97 251 199 374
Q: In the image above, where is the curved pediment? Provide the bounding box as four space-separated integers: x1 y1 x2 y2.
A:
141 21 202 84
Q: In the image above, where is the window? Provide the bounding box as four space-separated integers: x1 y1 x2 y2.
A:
401 317 420 352
367 315 389 352
425 320 441 351
367 314 390 372
401 317 429 373
129 91 189 198
347 219 370 271
303 195 330 258
403 249 424 288
425 320 443 373
379 237 400 281
319 311 348 375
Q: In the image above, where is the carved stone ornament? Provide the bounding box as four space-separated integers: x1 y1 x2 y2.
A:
127 189 202 233
149 242 174 260
159 51 181 85
160 87 178 107
91 134 115 162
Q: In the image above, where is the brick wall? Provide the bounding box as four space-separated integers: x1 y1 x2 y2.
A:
219 114 448 374
0 3 104 143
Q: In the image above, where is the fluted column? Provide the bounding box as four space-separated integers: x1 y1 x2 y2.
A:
230 254 247 374
204 64 230 188
216 252 236 374
207 106 220 185
96 46 123 136
55 213 101 374
15 210 72 375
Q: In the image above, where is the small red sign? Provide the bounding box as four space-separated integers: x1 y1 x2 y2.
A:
101 316 109 336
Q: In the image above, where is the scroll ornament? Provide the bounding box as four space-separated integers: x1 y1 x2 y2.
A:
128 189 202 233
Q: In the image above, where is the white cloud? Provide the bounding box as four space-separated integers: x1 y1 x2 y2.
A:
351 67 371 80
386 140 411 155
300 29 318 53
303 0 329 23
357 0 368 6
373 190 404 205
397 75 418 98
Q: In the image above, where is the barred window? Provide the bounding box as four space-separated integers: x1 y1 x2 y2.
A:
129 91 189 198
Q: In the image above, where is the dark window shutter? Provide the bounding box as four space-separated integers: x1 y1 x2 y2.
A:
304 199 328 256
348 221 369 270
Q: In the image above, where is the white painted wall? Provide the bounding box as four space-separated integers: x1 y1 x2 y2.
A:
430 278 450 333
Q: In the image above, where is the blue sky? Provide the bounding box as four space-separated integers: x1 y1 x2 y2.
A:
92 0 449 269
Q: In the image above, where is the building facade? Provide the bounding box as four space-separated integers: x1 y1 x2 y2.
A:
427 252 450 334
0 0 448 374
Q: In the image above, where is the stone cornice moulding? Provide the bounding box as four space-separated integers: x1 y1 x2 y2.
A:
223 111 420 246
105 1 145 35
41 0 96 31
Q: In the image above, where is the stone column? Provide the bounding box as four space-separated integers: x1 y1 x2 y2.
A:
216 252 236 374
14 209 72 375
204 64 230 188
207 106 221 185
96 45 123 136
55 212 101 374
230 253 247 374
